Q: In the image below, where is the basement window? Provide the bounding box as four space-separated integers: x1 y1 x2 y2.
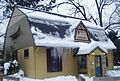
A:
47 48 62 72
24 49 29 59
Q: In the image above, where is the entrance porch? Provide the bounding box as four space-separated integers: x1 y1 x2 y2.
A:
77 47 113 77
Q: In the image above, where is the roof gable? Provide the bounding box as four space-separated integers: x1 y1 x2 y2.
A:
77 42 108 55
90 46 107 54
79 21 108 42
74 21 91 42
4 7 34 54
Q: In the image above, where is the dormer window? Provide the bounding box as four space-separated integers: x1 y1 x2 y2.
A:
74 22 90 42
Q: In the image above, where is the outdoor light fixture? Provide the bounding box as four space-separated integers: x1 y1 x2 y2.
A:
103 53 106 55
92 53 94 55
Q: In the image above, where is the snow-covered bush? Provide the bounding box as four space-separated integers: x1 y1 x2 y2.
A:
4 62 10 75
3 60 20 75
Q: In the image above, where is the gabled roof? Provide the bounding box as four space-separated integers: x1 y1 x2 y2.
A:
17 7 116 54
77 41 108 55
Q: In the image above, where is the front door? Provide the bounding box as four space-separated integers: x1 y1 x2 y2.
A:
95 55 102 77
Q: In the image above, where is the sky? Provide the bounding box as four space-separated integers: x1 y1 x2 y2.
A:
52 0 116 27
0 1 120 81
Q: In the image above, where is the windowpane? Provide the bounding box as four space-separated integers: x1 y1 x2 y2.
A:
47 48 62 72
106 56 108 67
78 55 87 69
24 49 29 59
76 30 88 40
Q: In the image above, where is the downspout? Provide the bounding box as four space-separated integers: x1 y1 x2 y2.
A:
34 47 39 79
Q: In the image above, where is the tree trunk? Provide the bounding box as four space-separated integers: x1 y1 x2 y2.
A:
95 0 103 27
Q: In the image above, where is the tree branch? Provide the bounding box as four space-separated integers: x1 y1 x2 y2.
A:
89 16 98 25
51 2 72 8
100 0 114 13
105 22 120 30
69 0 87 20
95 0 103 26
109 5 120 25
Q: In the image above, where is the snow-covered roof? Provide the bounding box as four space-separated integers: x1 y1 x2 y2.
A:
19 7 69 24
18 7 116 55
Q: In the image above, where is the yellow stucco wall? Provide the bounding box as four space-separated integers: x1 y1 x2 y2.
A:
18 47 113 78
18 47 77 79
18 47 36 78
107 50 113 70
87 54 95 76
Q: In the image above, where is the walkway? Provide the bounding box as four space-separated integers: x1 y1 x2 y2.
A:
78 76 120 81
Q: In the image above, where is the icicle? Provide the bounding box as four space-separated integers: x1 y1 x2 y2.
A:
56 47 62 61
66 48 71 56
61 48 64 56
63 48 67 62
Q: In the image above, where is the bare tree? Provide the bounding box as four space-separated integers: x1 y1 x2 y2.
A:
53 0 119 29
105 2 120 30
53 0 88 20
94 0 114 27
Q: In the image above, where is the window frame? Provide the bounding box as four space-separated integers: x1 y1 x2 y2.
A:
46 48 62 72
106 56 108 67
24 49 29 59
77 55 87 69
74 22 90 42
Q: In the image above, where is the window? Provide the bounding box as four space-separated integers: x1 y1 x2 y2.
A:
24 49 29 59
47 48 62 72
74 22 90 42
76 29 88 39
77 55 87 69
106 56 108 67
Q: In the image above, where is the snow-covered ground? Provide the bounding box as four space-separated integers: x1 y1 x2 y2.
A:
3 67 78 81
106 70 120 77
3 66 120 81
21 76 77 81
106 66 120 77
3 71 78 81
